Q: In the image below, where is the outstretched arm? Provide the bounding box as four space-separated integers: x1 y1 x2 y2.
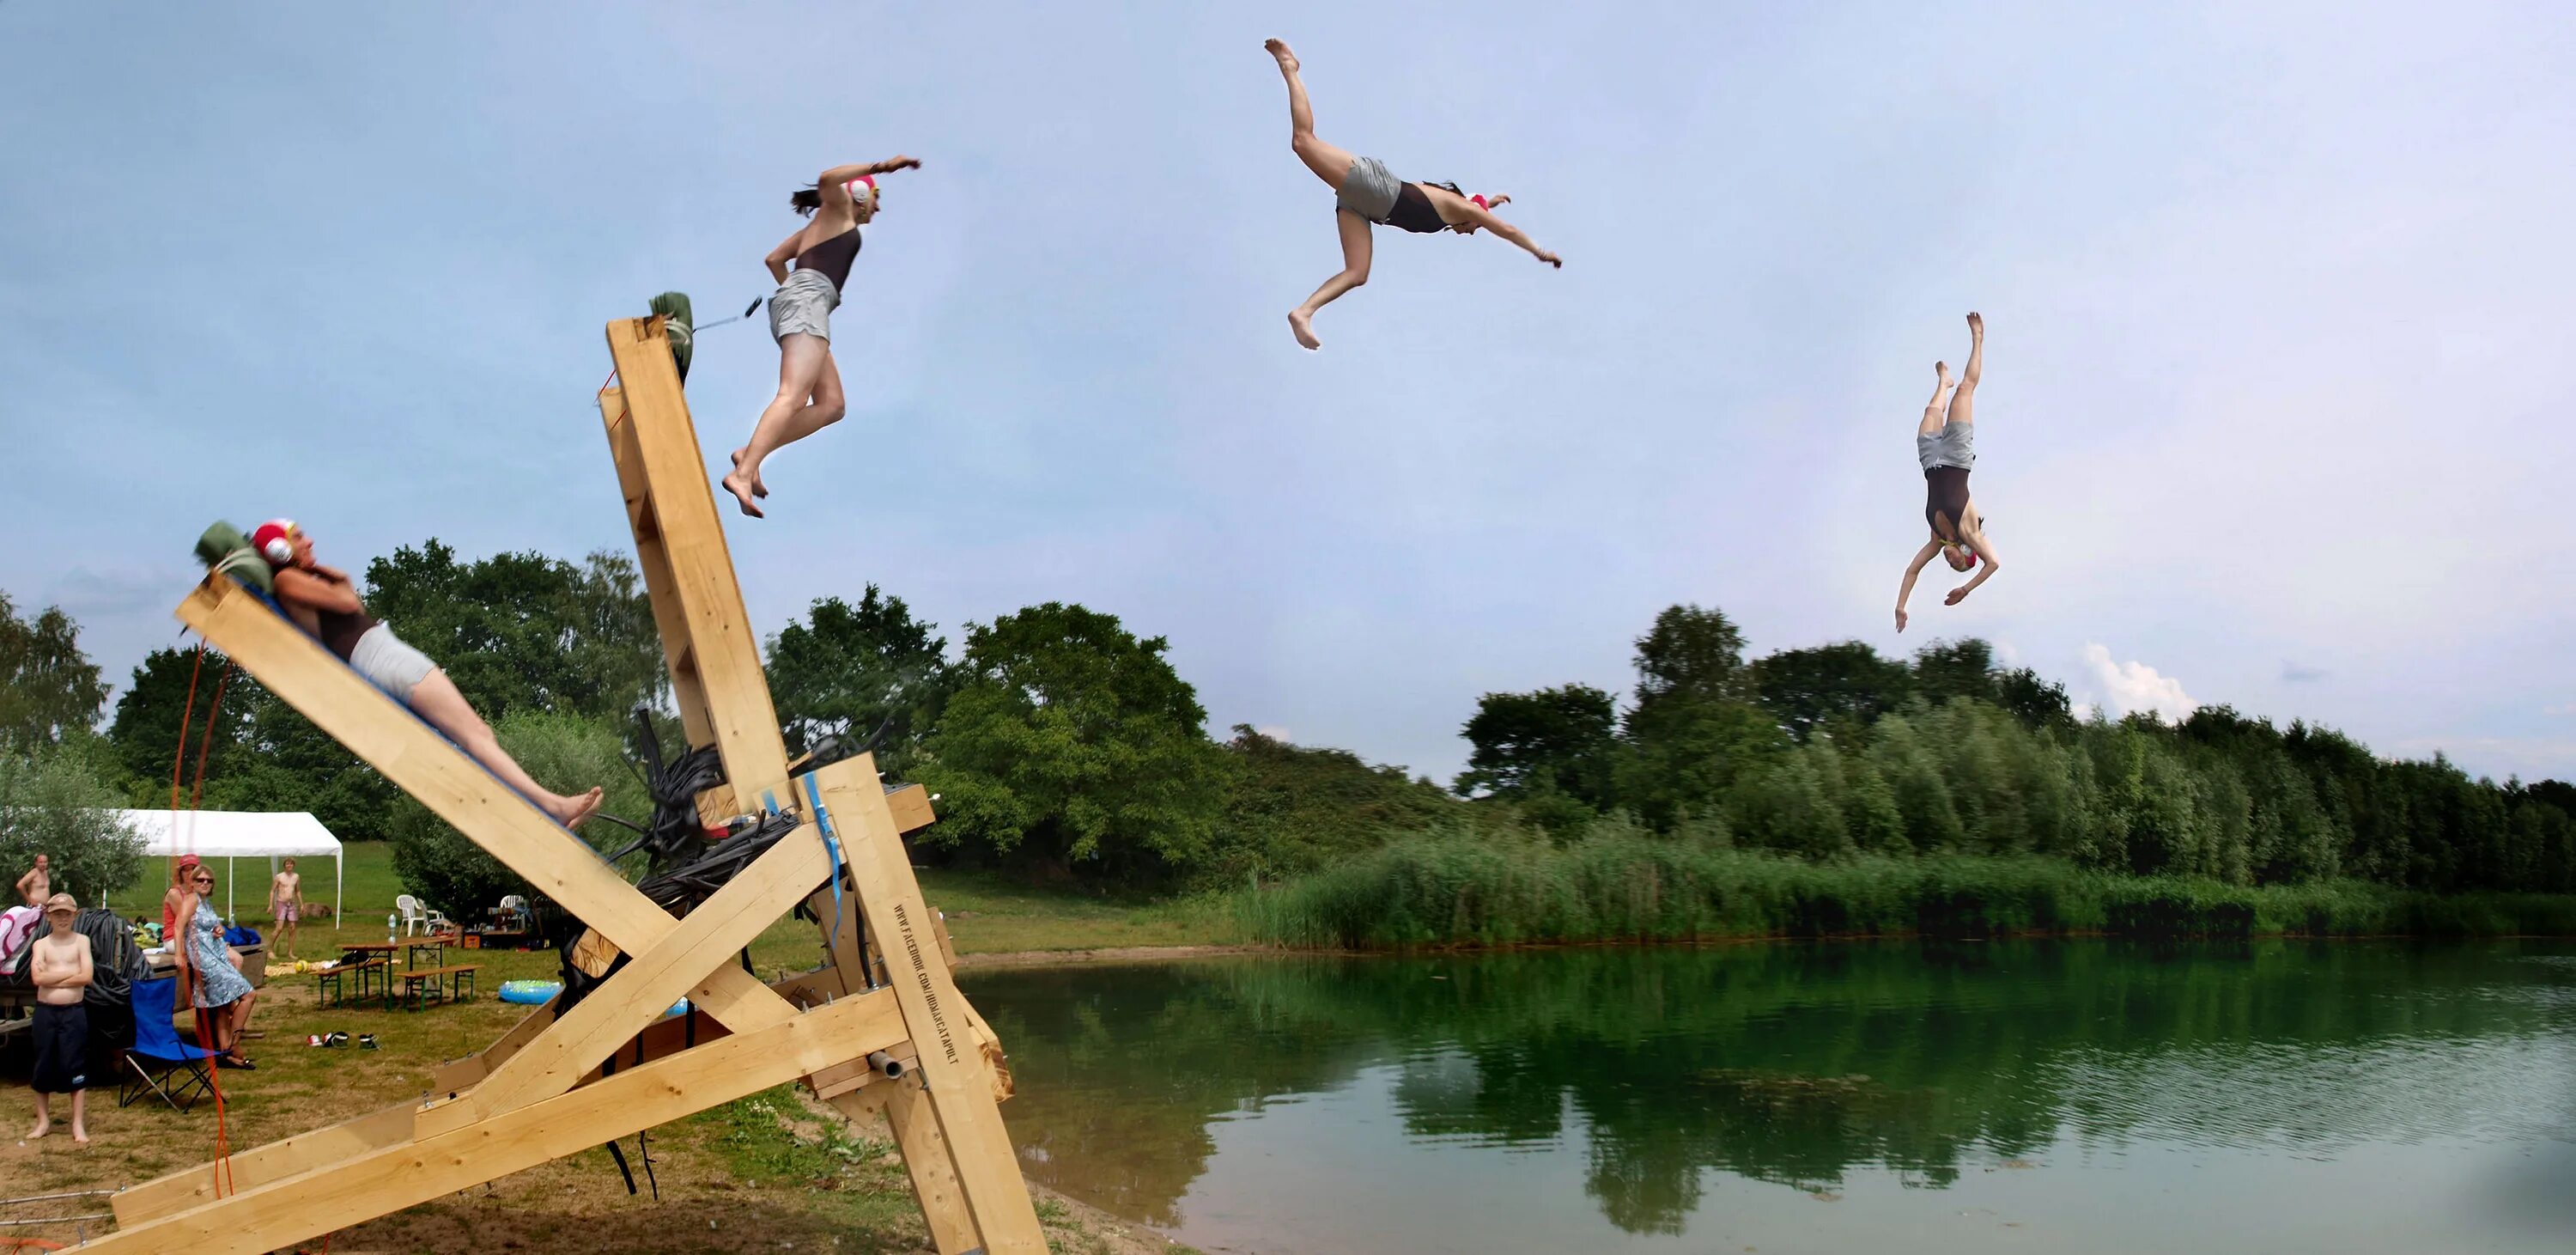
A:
1460 204 1561 266
1943 532 2003 605
1896 539 1941 631
814 155 922 209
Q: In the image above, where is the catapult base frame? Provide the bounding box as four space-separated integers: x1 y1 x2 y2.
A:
94 317 1043 1255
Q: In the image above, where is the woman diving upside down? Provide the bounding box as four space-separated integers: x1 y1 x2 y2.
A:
1896 313 2002 631
1266 39 1561 350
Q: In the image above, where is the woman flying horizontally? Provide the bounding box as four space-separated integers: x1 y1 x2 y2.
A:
1266 39 1561 350
722 155 922 518
1896 313 2002 631
254 520 605 827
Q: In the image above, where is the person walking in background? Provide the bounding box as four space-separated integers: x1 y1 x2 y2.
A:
27 893 94 1144
268 857 305 961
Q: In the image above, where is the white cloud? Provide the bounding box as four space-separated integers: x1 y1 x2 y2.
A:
1255 724 1293 743
2547 704 2576 717
2082 644 2200 723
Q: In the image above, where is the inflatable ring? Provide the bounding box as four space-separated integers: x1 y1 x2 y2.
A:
497 979 563 1005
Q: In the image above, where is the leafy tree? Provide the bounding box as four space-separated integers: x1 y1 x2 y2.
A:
387 710 650 915
105 647 270 798
1456 685 1620 813
767 586 948 773
1750 642 1914 743
0 591 108 748
1613 699 1789 832
915 602 1232 880
0 743 146 903
1629 605 1750 731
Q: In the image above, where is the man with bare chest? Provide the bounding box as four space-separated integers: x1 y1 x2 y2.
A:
15 853 50 908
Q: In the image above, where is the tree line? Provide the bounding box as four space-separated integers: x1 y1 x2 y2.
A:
3 545 2571 910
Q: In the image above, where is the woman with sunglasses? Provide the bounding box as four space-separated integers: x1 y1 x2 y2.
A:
172 866 258 1069
1265 39 1562 350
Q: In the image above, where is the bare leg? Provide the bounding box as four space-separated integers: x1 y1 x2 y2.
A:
1270 40 1358 189
226 991 257 1061
406 670 603 827
1289 210 1373 350
68 1088 86 1143
1950 311 1984 428
28 1091 49 1140
1920 361 1956 436
725 333 836 518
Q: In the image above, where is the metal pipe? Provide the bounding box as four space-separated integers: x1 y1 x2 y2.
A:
868 1050 904 1079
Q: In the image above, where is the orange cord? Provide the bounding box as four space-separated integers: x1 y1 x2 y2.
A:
163 643 236 1197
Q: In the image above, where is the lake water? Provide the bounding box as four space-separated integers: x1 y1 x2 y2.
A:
962 941 2576 1254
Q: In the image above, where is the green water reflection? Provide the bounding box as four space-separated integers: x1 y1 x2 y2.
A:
964 942 2576 1252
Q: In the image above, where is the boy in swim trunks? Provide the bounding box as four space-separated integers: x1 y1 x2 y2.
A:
27 893 93 1144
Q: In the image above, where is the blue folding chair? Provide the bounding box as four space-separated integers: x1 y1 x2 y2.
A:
118 976 218 1112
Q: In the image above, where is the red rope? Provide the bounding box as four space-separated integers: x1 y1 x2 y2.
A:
163 641 237 1197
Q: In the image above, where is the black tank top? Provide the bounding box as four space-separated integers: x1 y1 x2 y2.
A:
1925 466 1972 541
317 604 378 662
793 228 863 290
1387 184 1449 235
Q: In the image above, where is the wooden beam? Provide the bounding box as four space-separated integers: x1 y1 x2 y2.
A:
428 993 560 1094
887 781 937 833
82 992 908 1255
602 316 789 806
835 1081 981 1255
417 824 832 1133
809 756 1048 1253
176 576 792 1032
600 382 714 750
113 1102 416 1226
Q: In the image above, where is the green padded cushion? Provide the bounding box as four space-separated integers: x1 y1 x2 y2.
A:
194 521 275 594
650 290 696 381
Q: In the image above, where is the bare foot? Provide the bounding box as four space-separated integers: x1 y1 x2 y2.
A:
720 469 766 518
26 1122 47 1141
1287 309 1321 350
551 787 605 829
727 448 769 497
1935 360 1951 382
1265 39 1298 73
1966 311 1983 335
73 1129 88 1145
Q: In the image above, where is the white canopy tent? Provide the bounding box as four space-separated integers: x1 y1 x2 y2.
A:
116 809 343 926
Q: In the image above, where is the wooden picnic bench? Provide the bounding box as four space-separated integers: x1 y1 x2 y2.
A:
397 963 481 1010
314 957 388 1008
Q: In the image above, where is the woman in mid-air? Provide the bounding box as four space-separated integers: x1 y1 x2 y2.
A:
722 154 921 518
1896 313 2002 631
1265 39 1561 350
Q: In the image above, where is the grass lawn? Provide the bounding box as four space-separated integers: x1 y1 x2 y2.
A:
102 842 1240 961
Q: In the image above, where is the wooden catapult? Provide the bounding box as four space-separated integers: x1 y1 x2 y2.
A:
91 318 1047 1254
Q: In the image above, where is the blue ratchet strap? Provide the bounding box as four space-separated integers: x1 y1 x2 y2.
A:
797 774 848 951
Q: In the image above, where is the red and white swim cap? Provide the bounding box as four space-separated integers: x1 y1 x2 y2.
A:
846 174 878 199
252 519 299 567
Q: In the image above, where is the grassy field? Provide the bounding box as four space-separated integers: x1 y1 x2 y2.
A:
105 842 1240 960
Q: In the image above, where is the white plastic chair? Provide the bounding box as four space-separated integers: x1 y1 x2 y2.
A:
393 894 447 937
497 894 530 930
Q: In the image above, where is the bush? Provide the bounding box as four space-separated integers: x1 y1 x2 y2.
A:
0 741 146 905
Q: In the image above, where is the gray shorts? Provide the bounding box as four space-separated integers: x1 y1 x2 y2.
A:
1917 421 1976 471
1335 155 1401 223
768 269 840 344
349 623 439 702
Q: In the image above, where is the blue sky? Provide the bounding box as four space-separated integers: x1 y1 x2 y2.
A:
3 3 2571 786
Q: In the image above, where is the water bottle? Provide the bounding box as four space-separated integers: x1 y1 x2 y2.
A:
386 913 397 943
